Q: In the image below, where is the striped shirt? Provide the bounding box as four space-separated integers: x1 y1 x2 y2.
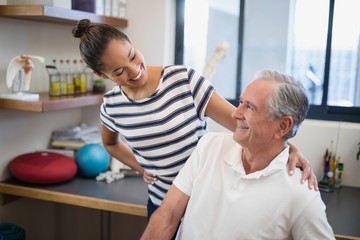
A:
100 65 215 206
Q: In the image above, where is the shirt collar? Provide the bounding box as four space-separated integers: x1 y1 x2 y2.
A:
225 145 290 179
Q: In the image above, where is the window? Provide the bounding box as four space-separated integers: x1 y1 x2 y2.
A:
175 0 242 100
288 0 360 122
175 0 360 123
288 0 330 106
328 0 360 107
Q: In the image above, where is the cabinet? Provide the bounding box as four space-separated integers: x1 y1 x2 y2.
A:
0 5 128 112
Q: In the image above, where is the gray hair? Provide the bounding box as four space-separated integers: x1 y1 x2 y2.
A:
254 69 309 139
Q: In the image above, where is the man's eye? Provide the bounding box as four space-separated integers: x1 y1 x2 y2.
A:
247 104 255 111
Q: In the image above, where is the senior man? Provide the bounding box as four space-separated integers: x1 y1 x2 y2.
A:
141 69 334 240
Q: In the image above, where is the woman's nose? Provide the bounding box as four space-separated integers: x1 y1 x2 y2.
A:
127 64 140 78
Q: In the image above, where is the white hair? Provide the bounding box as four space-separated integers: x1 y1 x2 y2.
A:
255 69 309 139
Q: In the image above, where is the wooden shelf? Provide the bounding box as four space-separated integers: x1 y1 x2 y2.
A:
0 5 128 27
0 92 103 112
0 177 147 217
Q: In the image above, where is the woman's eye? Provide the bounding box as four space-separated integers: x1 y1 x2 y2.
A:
114 69 124 77
130 53 136 61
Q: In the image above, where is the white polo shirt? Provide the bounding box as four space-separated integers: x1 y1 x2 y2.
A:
173 132 335 240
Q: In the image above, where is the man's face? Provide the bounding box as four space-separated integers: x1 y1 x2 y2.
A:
231 78 280 148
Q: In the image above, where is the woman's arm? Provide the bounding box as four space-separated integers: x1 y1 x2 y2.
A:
101 125 156 184
288 142 318 191
205 91 236 132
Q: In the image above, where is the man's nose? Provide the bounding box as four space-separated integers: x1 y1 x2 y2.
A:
232 104 244 118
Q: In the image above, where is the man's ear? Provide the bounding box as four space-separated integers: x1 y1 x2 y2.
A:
276 116 293 139
93 70 108 79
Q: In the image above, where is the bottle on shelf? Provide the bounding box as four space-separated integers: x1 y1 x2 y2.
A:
72 59 81 94
86 67 94 93
58 59 67 96
65 59 75 95
46 61 61 97
79 59 87 94
81 60 94 93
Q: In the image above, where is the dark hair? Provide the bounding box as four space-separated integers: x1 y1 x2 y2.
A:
72 19 131 73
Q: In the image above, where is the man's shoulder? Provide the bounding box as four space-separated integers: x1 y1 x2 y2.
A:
284 167 321 199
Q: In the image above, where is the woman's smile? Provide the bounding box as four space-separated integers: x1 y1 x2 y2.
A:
130 67 143 81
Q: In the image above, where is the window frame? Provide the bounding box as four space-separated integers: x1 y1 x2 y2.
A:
174 0 360 124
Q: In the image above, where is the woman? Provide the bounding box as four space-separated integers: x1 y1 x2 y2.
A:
72 19 317 219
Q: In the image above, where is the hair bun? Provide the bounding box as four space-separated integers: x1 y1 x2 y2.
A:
72 19 92 38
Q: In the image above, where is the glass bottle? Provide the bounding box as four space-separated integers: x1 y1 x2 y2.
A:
79 59 87 94
65 59 75 95
47 62 61 97
72 59 81 94
59 59 67 96
85 65 94 93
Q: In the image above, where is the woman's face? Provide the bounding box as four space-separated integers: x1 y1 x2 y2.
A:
100 39 147 88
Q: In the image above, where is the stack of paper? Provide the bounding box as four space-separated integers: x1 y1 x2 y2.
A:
49 123 101 150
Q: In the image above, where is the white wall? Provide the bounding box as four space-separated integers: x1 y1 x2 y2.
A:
292 120 360 187
125 0 175 66
0 1 175 239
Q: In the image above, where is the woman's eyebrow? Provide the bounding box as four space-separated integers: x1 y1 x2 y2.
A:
128 47 134 58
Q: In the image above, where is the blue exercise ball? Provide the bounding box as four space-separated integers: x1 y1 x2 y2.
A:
75 144 110 177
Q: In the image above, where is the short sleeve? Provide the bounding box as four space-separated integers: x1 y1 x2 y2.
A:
100 102 118 133
187 68 215 120
291 195 335 239
173 133 213 196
